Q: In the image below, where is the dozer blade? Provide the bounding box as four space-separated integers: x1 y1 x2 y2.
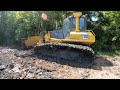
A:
34 43 95 67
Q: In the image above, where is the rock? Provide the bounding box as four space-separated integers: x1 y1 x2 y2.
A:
80 71 90 79
38 72 43 75
0 65 6 70
28 68 36 73
25 73 34 79
12 66 20 73
20 71 27 79
14 53 19 57
35 69 43 74
43 67 56 72
9 63 14 69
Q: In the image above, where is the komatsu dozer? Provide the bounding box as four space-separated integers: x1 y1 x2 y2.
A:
33 12 96 66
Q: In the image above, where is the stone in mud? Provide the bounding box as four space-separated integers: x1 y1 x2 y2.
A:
0 65 6 70
9 63 14 69
12 66 20 73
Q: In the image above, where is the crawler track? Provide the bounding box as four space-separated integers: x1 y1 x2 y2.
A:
34 43 95 67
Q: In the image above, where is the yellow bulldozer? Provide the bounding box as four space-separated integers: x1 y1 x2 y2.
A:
23 12 96 66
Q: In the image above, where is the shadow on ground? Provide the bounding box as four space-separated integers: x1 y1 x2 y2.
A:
9 46 113 70
90 56 113 70
33 54 113 70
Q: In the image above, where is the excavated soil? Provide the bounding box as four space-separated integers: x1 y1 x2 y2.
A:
0 46 120 79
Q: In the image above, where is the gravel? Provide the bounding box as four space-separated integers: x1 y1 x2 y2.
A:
0 46 120 79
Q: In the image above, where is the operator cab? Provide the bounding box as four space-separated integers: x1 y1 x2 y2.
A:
63 15 87 38
68 15 87 31
50 15 87 39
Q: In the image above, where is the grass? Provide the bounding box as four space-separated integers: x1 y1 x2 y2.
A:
97 50 120 57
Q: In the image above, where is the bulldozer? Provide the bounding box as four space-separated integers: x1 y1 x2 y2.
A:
23 12 96 66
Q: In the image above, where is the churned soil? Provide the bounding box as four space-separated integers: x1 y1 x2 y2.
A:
0 46 120 79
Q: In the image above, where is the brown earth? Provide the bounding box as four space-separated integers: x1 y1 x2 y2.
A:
0 46 120 79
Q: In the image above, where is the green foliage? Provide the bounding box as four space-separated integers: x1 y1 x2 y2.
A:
91 11 120 51
0 11 70 45
97 51 120 57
